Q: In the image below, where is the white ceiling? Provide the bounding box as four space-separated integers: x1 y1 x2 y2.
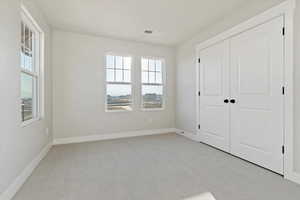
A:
33 0 284 46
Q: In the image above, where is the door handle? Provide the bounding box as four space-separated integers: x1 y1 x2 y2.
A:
230 99 236 104
224 99 229 103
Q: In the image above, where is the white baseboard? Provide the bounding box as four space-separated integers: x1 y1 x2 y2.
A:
287 171 300 185
174 129 201 142
0 142 52 200
53 128 177 145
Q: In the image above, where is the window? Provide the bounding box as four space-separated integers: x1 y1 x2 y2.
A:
106 55 132 111
141 58 164 109
21 9 42 124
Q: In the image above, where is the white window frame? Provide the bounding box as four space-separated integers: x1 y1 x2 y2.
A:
141 57 166 111
21 6 44 126
105 53 134 112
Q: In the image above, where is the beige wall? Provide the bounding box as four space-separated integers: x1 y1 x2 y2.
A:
175 0 300 173
52 30 176 139
0 0 52 195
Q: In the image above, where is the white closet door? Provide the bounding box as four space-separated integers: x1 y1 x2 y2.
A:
199 41 230 152
230 16 284 174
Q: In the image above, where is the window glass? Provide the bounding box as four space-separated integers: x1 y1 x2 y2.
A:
21 24 35 72
142 85 163 109
106 55 114 68
142 72 148 83
123 70 131 82
149 59 155 71
142 59 148 71
123 57 131 70
107 84 132 111
141 58 164 109
116 56 123 69
106 69 114 82
149 72 155 83
106 55 132 111
115 69 123 82
156 72 162 84
21 72 34 121
156 60 162 72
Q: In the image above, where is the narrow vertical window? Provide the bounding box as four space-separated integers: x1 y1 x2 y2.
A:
21 9 42 124
141 58 164 110
106 55 132 111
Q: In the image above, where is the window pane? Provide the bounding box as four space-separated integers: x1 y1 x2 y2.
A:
156 60 162 72
149 72 155 83
106 55 114 68
142 58 148 71
29 31 33 51
142 85 163 109
107 84 132 111
24 53 33 71
116 69 123 82
142 72 148 83
123 57 131 70
123 70 131 82
116 56 123 69
21 48 26 69
149 59 155 71
156 72 162 84
25 25 30 49
21 73 34 121
106 69 115 82
21 22 25 45
21 25 34 72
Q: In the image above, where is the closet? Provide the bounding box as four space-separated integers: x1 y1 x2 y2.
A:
198 16 284 174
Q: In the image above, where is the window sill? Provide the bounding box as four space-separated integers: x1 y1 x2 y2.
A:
105 109 133 113
21 117 41 128
141 108 165 112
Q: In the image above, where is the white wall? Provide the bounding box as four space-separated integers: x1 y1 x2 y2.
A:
176 0 300 174
52 30 176 139
0 0 52 195
294 0 300 172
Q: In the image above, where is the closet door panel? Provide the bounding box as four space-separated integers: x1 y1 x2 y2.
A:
230 16 284 174
199 41 230 152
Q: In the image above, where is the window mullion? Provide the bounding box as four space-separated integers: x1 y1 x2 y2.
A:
143 83 162 86
107 81 131 85
122 57 125 82
147 60 150 83
154 61 157 83
114 56 117 82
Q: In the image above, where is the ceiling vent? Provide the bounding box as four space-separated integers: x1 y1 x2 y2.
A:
144 30 153 34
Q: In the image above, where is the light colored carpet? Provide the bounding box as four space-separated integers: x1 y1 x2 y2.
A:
13 133 300 200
